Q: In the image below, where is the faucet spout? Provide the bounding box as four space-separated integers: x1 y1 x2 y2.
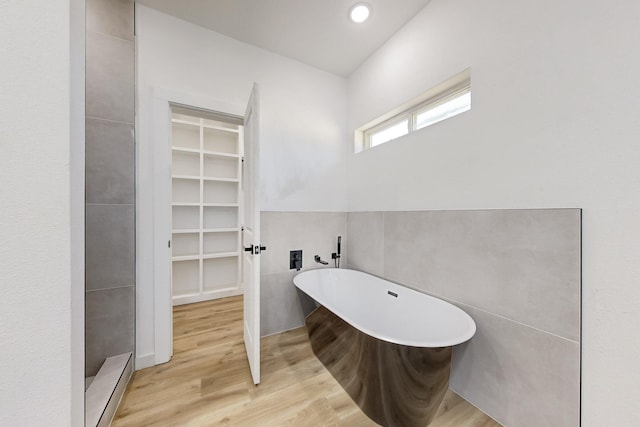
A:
314 255 329 265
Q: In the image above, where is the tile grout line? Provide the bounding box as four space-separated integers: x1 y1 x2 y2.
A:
419 285 580 345
86 285 134 293
386 269 577 344
86 203 134 207
86 116 134 126
87 28 134 45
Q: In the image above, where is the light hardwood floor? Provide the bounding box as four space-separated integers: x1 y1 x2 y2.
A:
113 296 500 426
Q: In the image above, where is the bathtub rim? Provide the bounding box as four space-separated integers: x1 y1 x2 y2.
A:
293 268 476 348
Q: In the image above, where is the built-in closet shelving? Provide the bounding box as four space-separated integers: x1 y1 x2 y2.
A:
171 113 243 305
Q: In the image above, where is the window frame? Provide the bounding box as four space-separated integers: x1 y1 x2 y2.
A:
365 115 410 148
355 69 471 152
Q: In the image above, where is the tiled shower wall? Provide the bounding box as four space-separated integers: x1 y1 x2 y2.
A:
346 209 581 427
85 0 135 377
260 212 347 336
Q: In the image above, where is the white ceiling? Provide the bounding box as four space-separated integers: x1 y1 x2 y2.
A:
135 0 431 76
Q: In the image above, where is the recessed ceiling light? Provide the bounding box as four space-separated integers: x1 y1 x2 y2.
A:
349 3 371 23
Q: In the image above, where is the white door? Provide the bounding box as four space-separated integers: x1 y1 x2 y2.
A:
242 83 262 385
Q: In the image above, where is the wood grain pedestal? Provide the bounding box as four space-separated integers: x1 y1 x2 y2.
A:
306 305 452 427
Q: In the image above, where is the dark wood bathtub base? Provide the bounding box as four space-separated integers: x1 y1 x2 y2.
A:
305 306 452 427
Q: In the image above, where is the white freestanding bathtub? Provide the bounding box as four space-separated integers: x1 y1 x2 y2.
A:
294 268 476 427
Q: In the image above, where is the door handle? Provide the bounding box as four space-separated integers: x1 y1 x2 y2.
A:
244 245 267 254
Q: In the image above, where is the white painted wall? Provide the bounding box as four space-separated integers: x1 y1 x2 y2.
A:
0 0 84 425
136 5 348 365
347 0 640 425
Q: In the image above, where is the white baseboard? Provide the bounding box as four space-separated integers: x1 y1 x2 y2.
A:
172 288 243 306
135 353 156 370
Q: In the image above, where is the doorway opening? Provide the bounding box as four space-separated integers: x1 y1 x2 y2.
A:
152 85 261 385
169 105 244 306
167 105 251 385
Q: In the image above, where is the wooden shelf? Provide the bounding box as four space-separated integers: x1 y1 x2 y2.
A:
172 255 199 262
172 147 200 154
173 118 239 133
202 123 240 134
172 228 240 234
172 175 200 181
171 175 239 183
172 118 240 133
203 150 240 159
202 203 238 208
202 177 239 183
203 228 239 233
202 252 240 260
172 229 200 234
173 147 239 159
172 202 200 207
171 118 200 127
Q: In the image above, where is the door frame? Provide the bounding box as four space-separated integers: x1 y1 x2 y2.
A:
142 88 247 367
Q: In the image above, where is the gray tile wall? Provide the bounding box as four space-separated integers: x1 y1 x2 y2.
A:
260 212 347 336
346 209 581 427
85 0 135 378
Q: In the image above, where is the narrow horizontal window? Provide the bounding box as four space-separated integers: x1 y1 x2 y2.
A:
415 91 471 131
370 119 409 147
355 69 471 152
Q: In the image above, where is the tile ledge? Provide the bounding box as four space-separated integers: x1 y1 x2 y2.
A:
382 273 580 345
85 352 132 427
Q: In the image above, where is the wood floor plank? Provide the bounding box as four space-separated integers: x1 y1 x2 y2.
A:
113 296 501 426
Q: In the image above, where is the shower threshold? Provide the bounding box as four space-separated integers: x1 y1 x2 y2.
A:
85 352 133 427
